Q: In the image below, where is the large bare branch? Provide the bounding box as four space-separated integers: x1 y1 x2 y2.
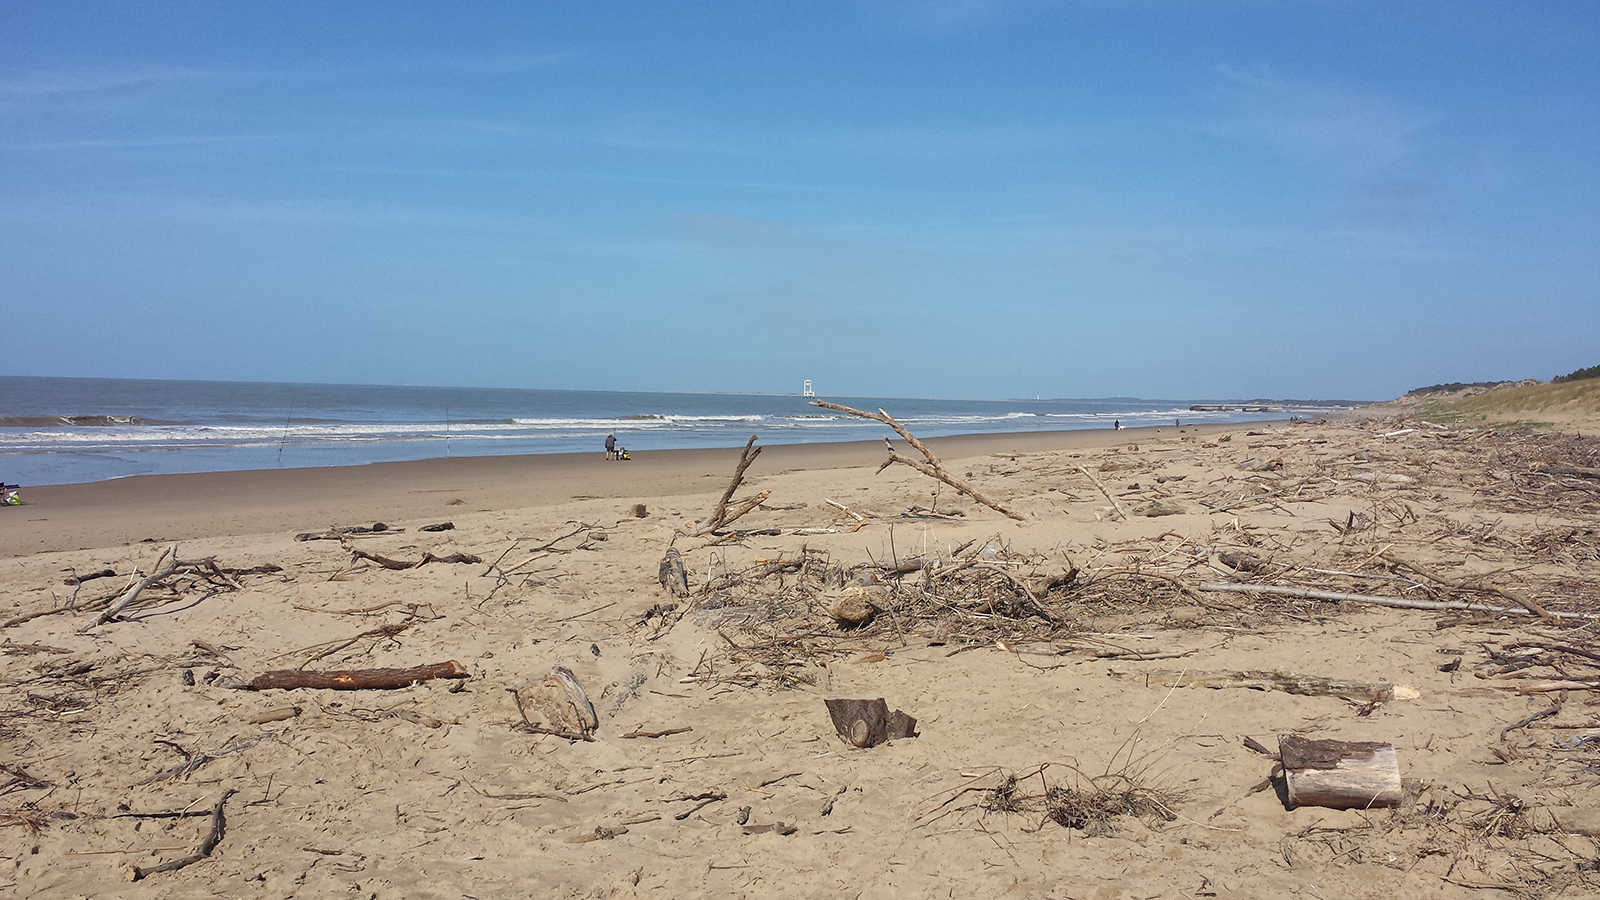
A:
681 435 771 536
811 401 1024 520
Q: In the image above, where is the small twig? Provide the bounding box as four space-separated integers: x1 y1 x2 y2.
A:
126 789 236 881
621 727 692 739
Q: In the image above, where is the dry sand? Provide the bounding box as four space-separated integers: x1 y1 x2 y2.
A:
3 419 1599 899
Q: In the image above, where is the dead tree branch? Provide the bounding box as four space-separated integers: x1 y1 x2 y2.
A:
811 401 1024 520
681 436 771 536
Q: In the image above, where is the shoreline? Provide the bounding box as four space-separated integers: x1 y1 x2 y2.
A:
0 421 1263 556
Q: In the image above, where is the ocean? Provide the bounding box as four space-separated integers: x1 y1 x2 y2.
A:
0 376 1337 486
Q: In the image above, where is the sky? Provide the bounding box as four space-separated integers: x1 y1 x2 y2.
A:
1 1 1596 401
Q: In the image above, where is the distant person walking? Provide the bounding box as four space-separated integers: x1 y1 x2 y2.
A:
604 433 616 460
1113 419 1121 431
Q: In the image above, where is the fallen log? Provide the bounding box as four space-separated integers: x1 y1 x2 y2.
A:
1134 669 1411 702
1198 582 1596 620
1380 552 1555 623
1279 736 1402 810
239 661 469 691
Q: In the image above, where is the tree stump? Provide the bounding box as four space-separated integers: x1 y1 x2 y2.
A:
824 697 917 748
1279 735 1402 810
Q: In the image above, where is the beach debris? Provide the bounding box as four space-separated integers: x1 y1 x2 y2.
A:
63 568 116 585
1198 582 1593 620
294 523 401 542
1076 464 1129 521
349 548 482 570
931 764 1178 836
511 666 599 740
668 791 727 820
680 435 770 536
742 821 798 835
658 547 690 596
824 586 880 626
246 706 301 724
1132 499 1187 517
820 784 847 816
239 661 469 691
1380 551 1556 622
621 726 692 739
631 504 648 517
80 545 242 629
1278 735 1403 810
125 789 236 881
1124 669 1415 703
824 697 917 748
812 401 1025 520
419 521 455 532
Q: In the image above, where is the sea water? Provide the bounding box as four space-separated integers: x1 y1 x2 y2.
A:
0 376 1337 486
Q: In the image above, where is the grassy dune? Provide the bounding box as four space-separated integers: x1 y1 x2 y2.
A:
1420 378 1600 428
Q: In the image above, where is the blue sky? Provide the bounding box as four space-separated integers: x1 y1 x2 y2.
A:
2 1 1596 400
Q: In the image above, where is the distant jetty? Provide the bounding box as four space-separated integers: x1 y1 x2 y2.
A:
1190 404 1283 413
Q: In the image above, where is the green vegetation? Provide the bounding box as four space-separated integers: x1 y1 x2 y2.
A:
1553 364 1600 384
1405 381 1508 397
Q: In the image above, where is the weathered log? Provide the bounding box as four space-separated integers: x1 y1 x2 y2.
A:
241 661 469 691
1136 669 1410 702
1279 735 1402 810
812 401 1025 520
1198 582 1596 620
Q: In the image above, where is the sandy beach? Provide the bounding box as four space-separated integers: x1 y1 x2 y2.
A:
4 417 1598 899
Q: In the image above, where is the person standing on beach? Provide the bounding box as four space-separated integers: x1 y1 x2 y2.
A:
1113 419 1120 430
604 433 616 460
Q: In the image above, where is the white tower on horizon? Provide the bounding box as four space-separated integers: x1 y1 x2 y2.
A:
802 379 816 398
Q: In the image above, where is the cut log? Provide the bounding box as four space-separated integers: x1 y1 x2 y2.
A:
241 661 468 691
824 697 917 748
1278 735 1402 810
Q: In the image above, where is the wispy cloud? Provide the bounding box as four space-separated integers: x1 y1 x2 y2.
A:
0 64 206 99
1200 65 1433 171
0 133 298 151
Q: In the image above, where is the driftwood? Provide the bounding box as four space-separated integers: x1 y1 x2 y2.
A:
1077 465 1129 521
1279 736 1402 810
680 435 771 536
240 661 468 691
1198 582 1595 621
87 547 241 628
811 401 1024 520
1380 552 1555 623
64 568 116 586
658 548 690 597
621 726 692 739
351 548 482 570
1135 669 1407 702
126 789 236 881
510 667 598 739
294 523 403 542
